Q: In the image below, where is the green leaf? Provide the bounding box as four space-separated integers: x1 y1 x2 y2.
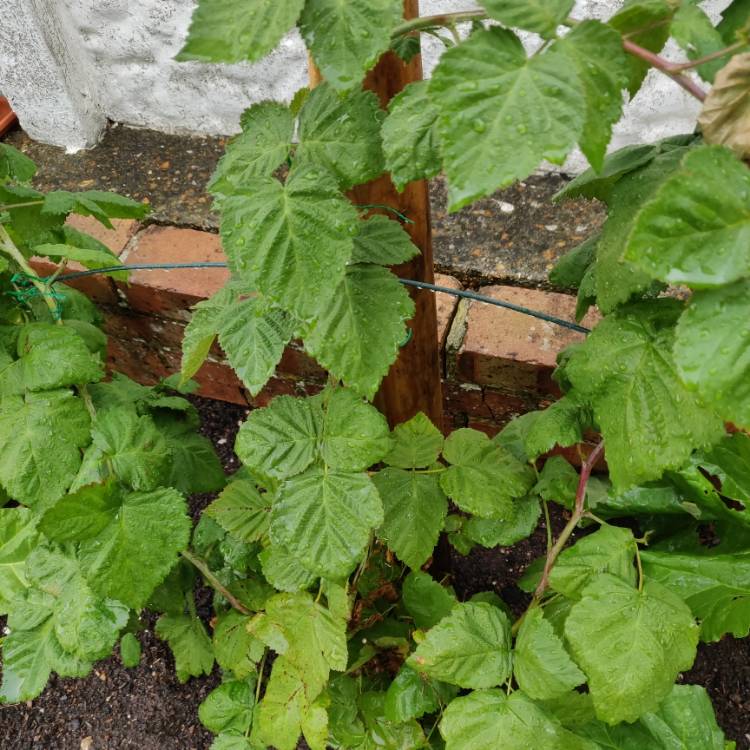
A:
159 418 226 495
359 691 427 749
156 613 215 683
177 0 304 63
440 428 534 519
674 280 750 429
700 432 750 505
481 0 574 37
639 684 730 749
199 680 254 735
430 27 584 211
1 621 54 702
564 574 699 724
625 146 750 287
0 323 104 396
259 544 317 593
299 0 403 91
41 190 148 228
532 457 579 510
0 142 37 182
250 591 346 695
440 690 598 750
384 412 443 469
514 607 585 700
564 301 724 490
408 602 512 689
270 468 383 579
384 665 457 723
382 81 442 192
304 263 414 399
524 393 591 460
373 468 447 569
235 395 321 480
209 103 294 196
351 214 420 266
402 570 457 630
608 0 675 96
641 549 750 642
120 632 141 668
718 0 750 44
33 242 125 280
220 164 357 321
555 20 629 171
520 525 637 599
297 84 385 189
0 508 40 614
672 4 729 83
549 234 598 290
317 389 392 471
42 482 191 609
206 479 271 543
464 494 541 548
218 295 294 397
213 610 264 678
0 389 90 508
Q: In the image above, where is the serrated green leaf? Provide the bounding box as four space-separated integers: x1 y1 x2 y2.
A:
218 295 294 397
351 214 420 266
359 691 426 750
0 389 90 507
213 610 265 679
382 81 442 192
159 418 226 495
199 680 254 735
235 395 321 480
564 301 724 489
674 280 750 429
177 0 304 63
440 428 534 519
608 0 675 96
270 468 383 579
718 0 750 43
41 190 148 228
206 480 271 543
641 549 750 642
304 263 414 399
520 525 637 598
373 468 447 569
514 607 585 700
626 146 750 287
33 242 126 280
0 507 40 614
532 456 579 510
220 164 357 322
430 27 584 211
297 84 385 189
258 544 317 593
384 665 457 723
384 412 443 469
120 632 141 668
0 620 54 702
464 494 541 548
0 142 36 182
0 323 103 396
43 482 191 609
440 689 598 750
209 103 294 196
408 602 511 689
524 393 591 460
481 0 574 37
700 432 750 505
564 574 699 724
555 20 628 171
672 4 729 83
299 0 403 91
549 234 598 290
156 612 215 683
402 570 457 630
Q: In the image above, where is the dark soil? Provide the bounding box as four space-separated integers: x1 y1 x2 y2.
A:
2 397 748 749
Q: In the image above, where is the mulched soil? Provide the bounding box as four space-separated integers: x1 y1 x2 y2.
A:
1 397 748 749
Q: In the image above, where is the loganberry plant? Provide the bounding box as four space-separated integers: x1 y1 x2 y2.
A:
2 0 750 748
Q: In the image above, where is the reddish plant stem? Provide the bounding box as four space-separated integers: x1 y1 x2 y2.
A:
181 549 252 616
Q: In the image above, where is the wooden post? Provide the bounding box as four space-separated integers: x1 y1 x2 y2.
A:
309 0 443 428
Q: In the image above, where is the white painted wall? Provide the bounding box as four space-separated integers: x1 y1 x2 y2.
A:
0 0 729 162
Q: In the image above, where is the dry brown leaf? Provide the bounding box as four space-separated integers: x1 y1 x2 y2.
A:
699 52 750 159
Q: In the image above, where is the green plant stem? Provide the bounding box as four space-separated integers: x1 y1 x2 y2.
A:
181 549 252 616
670 40 747 71
634 541 644 593
0 224 60 319
391 10 487 38
0 200 44 211
542 499 553 556
512 441 604 636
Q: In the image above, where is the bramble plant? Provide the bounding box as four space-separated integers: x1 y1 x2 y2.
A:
2 0 750 747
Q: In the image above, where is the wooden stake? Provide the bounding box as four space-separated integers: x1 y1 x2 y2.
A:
309 0 443 429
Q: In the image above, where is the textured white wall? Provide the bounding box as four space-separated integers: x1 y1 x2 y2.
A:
0 0 730 160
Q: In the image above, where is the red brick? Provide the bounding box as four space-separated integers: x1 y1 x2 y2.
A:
66 215 140 255
119 226 229 319
456 285 599 397
433 273 461 350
